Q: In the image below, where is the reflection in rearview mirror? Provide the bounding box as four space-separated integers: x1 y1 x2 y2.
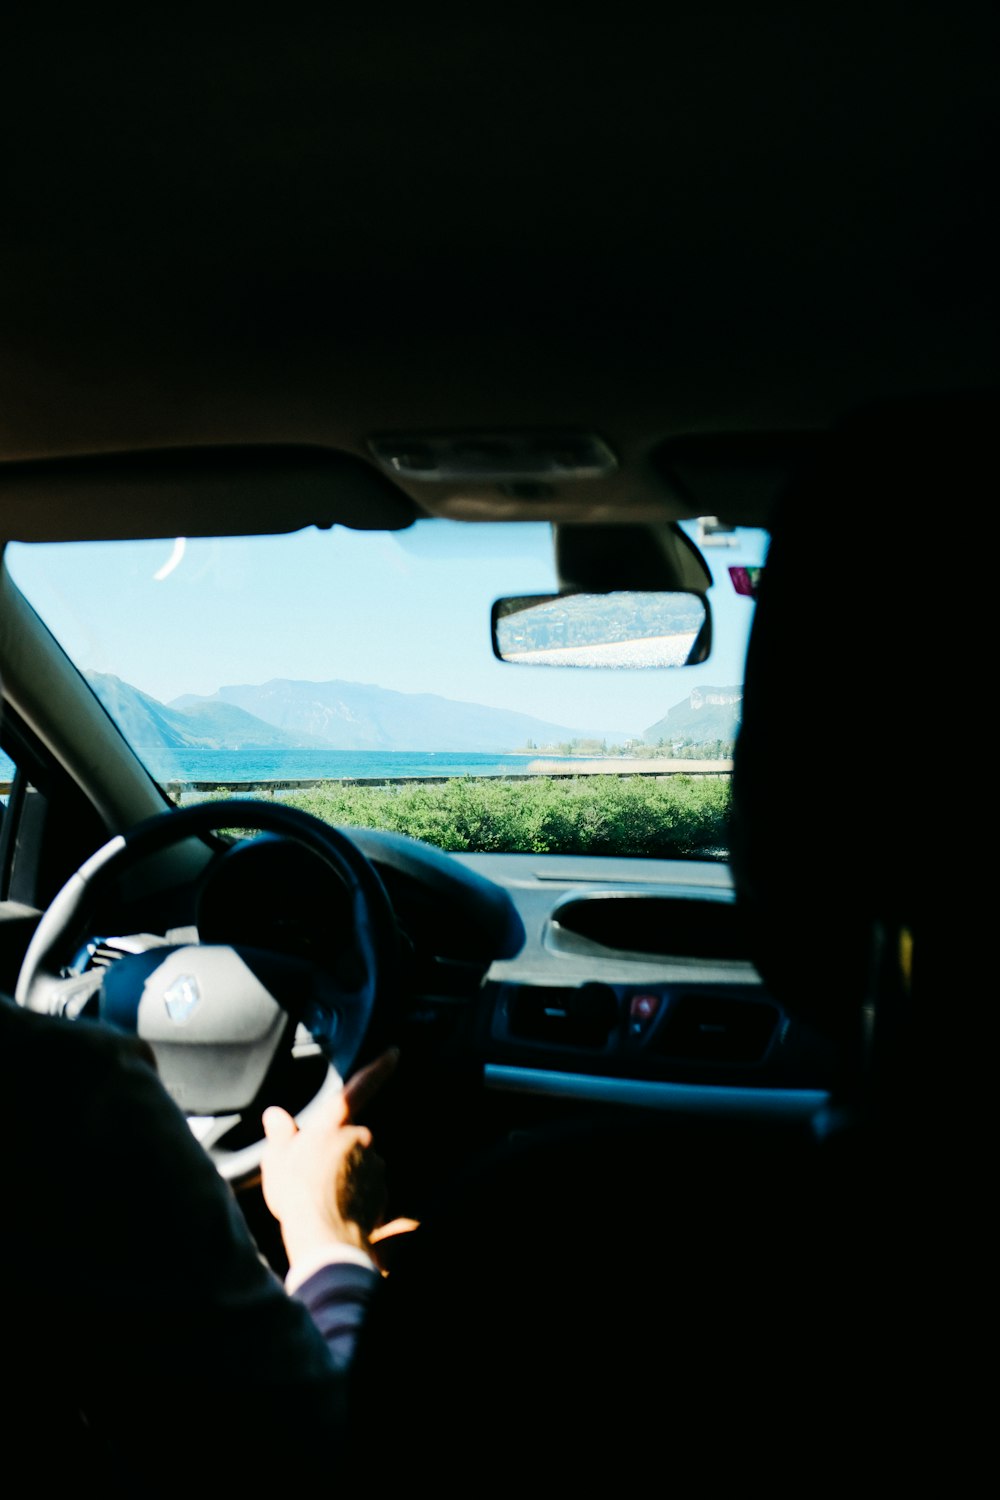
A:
491 590 711 668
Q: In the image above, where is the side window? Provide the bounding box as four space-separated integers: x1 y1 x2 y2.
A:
0 714 108 915
1 744 21 893
0 742 48 993
0 752 47 907
0 748 12 817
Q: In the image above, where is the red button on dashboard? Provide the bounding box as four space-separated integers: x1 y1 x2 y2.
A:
630 992 661 1023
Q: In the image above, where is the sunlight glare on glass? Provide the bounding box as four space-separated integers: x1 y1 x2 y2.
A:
153 537 187 581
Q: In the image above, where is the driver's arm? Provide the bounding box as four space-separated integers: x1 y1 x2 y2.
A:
259 1048 403 1279
259 1047 419 1359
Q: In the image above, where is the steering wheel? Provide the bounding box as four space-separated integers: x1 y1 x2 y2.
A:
14 799 399 1181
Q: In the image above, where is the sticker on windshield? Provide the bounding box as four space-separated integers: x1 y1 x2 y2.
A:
729 565 762 598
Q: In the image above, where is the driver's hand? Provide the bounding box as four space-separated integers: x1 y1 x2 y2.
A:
260 1048 399 1275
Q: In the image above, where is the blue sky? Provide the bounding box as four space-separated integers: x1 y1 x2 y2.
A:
6 520 768 739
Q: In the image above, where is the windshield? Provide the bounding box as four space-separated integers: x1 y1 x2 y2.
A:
4 519 768 859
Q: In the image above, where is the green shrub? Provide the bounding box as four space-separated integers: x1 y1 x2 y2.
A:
179 774 731 858
267 774 732 858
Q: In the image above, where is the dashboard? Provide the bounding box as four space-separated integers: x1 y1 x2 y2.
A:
48 817 838 1142
347 836 839 1125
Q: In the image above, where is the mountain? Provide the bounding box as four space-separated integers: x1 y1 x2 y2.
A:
170 677 628 752
642 686 743 748
87 673 331 749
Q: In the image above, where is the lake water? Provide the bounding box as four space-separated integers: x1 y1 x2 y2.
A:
134 747 609 785
0 745 622 790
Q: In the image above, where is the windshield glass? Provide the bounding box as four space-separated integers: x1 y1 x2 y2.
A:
4 519 768 859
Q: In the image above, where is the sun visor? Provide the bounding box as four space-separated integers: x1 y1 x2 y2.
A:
651 433 822 530
553 521 712 592
0 445 419 542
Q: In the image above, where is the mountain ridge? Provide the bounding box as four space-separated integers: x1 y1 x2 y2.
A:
87 673 332 750
642 686 742 747
170 676 628 752
87 672 739 756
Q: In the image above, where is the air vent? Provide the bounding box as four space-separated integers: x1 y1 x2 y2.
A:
85 939 130 970
651 993 779 1064
506 982 619 1048
72 933 174 973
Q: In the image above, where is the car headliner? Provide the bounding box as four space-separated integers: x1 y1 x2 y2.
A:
0 8 997 540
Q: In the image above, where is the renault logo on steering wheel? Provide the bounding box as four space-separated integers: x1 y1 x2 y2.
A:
163 974 201 1024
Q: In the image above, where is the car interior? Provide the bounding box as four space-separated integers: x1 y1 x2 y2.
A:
0 8 993 1486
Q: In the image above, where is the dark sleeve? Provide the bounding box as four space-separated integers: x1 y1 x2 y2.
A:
292 1260 382 1371
2 997 356 1494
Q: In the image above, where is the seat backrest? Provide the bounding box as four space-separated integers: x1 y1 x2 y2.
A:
724 392 992 1488
731 391 994 1127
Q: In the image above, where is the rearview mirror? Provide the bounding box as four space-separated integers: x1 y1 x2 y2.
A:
491 590 711 667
